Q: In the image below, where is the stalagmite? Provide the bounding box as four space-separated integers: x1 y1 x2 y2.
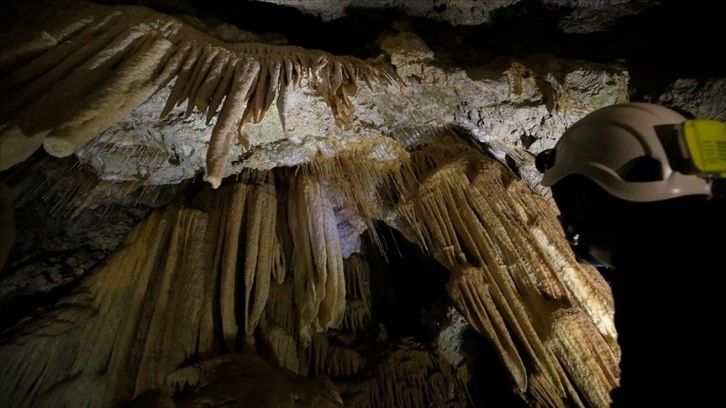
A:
0 182 16 271
258 319 302 373
345 339 472 408
162 353 343 407
340 255 373 334
312 334 366 378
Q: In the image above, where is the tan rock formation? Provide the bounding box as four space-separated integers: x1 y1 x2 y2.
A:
0 0 398 186
0 1 624 407
0 139 618 407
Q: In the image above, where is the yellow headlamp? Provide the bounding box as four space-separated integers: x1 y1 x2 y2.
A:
679 120 726 179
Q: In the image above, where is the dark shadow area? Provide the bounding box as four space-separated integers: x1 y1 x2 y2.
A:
92 0 724 100
364 221 530 407
410 0 725 100
462 326 530 408
364 221 450 344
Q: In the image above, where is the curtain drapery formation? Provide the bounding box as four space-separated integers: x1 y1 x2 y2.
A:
0 140 617 407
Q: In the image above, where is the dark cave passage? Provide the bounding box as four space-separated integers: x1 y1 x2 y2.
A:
365 221 529 408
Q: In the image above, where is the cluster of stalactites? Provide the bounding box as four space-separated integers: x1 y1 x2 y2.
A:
344 339 472 408
0 138 619 408
392 145 619 407
0 207 214 407
0 0 399 186
257 253 373 382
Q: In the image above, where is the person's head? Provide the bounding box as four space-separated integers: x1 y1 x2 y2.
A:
536 102 726 268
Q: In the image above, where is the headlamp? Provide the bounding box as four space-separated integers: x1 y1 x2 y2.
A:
660 119 726 179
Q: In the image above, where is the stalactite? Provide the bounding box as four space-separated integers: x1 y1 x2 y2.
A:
0 0 401 181
217 183 248 350
132 209 211 394
446 263 528 392
288 173 346 344
0 206 216 408
265 277 298 337
43 35 177 158
1 13 127 115
391 142 618 407
0 121 620 408
205 57 261 188
242 172 277 336
302 137 412 248
342 255 372 334
344 339 471 408
548 308 619 408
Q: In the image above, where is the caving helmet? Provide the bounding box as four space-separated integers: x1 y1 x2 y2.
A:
536 102 726 268
537 102 726 202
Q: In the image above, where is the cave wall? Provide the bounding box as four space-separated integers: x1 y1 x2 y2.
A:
0 0 724 407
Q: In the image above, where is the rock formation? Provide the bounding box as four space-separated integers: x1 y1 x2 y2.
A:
0 0 722 407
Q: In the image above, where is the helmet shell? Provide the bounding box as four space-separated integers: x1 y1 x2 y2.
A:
541 102 711 202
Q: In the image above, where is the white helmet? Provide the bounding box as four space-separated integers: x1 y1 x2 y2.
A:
537 102 714 202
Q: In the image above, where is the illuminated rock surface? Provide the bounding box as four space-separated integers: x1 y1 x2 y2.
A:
0 1 723 407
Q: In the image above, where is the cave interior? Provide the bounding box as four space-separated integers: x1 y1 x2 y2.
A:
0 0 723 407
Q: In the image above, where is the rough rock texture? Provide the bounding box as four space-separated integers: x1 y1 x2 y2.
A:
254 0 656 31
655 78 726 121
133 353 344 408
551 0 658 33
1 1 723 408
0 154 183 324
257 0 518 26
0 0 628 195
0 140 617 408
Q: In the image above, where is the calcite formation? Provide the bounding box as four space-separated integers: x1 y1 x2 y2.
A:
0 1 630 407
0 0 629 191
0 0 398 187
0 139 618 408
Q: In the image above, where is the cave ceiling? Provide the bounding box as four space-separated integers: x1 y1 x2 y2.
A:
0 0 723 407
